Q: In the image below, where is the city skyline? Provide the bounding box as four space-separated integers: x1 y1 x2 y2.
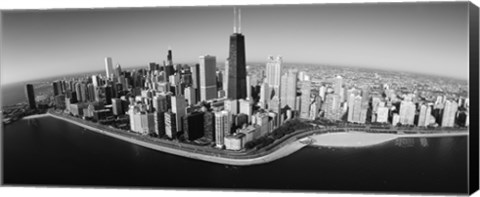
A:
1 2 470 85
1 2 475 195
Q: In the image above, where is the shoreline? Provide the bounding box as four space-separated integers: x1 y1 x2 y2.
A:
21 112 469 166
45 112 308 166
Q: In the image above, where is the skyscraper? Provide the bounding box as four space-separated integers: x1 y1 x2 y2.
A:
184 86 196 106
280 70 297 109
112 98 123 116
323 93 342 120
164 49 175 81
334 75 343 95
399 100 415 125
105 57 114 79
92 75 100 88
259 82 269 109
442 100 458 127
52 81 61 96
347 94 355 122
418 104 428 127
265 56 282 98
190 63 200 101
226 7 247 100
115 64 122 79
171 95 186 133
25 84 36 109
215 110 231 148
199 55 218 101
376 103 389 123
299 81 312 119
352 95 363 123
183 111 205 141
164 111 177 139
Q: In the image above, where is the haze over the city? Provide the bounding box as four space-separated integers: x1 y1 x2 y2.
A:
1 2 469 85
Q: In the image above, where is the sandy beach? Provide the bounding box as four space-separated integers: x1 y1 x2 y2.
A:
310 131 469 148
310 132 399 148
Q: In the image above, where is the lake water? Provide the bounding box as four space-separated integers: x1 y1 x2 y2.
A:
2 117 468 194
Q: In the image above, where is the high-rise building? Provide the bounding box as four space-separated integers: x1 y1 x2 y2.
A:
265 56 282 98
112 98 124 116
246 75 252 100
376 105 389 123
154 112 165 137
92 75 100 88
347 94 355 122
171 95 186 133
352 95 363 123
215 110 231 148
190 63 200 101
74 83 82 102
299 81 312 119
425 103 433 126
79 83 88 102
128 105 141 133
203 111 215 142
323 93 342 120
418 104 428 127
164 49 175 81
319 85 326 101
280 70 297 109
25 84 36 109
442 100 458 127
334 76 343 95
164 111 177 139
115 64 122 79
183 111 205 141
309 101 319 120
259 82 269 109
52 81 61 96
226 7 247 100
216 70 223 91
254 112 269 137
104 86 113 105
399 100 415 125
199 55 218 101
105 57 114 79
184 86 197 106
87 83 95 102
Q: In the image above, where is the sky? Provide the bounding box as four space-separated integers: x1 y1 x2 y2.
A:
1 2 470 85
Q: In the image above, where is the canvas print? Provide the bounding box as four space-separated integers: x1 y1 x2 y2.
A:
1 2 478 195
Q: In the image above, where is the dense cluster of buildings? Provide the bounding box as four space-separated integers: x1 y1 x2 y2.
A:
22 8 469 152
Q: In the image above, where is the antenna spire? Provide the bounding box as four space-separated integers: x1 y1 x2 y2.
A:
233 7 237 33
233 7 242 33
238 8 241 33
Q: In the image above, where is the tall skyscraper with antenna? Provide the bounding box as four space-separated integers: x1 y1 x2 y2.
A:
226 7 247 100
164 48 175 82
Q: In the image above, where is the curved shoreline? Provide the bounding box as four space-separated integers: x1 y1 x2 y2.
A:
26 112 469 166
45 112 308 166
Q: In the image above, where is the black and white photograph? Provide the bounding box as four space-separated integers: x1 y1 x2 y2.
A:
1 0 479 196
